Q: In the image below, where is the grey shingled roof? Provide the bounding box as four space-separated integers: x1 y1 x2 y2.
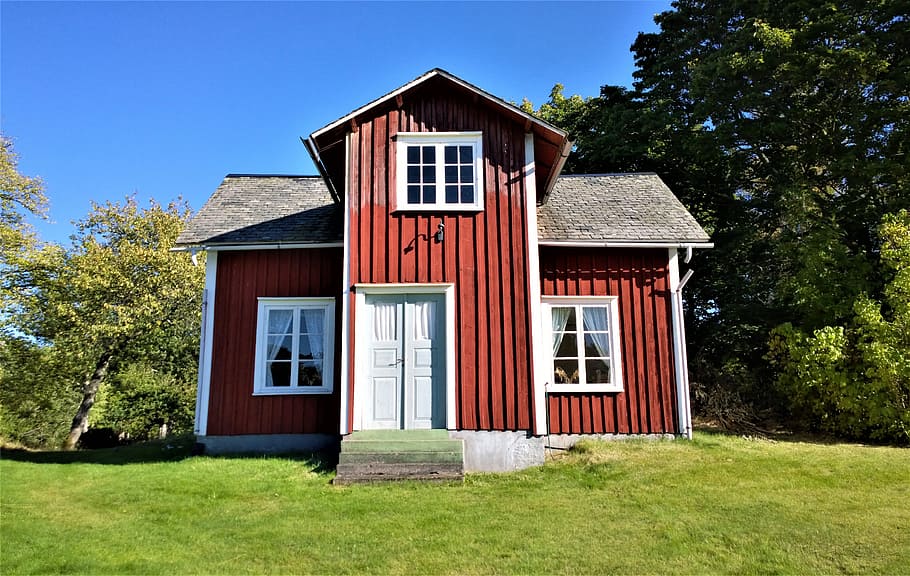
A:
176 175 342 246
538 173 710 243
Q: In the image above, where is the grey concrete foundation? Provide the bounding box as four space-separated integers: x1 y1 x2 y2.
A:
544 433 677 450
198 434 339 455
449 430 545 472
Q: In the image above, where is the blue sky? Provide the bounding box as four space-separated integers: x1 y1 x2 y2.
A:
2 1 669 245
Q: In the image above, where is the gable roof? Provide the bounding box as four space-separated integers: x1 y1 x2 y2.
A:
175 175 341 247
307 68 572 204
177 173 709 248
538 174 711 245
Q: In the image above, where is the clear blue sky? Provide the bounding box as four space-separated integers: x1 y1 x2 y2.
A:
2 1 669 245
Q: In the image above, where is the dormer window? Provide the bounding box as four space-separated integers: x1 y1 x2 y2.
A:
395 132 484 211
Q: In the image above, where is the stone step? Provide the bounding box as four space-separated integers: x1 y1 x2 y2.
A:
340 439 463 454
338 450 463 465
334 462 464 484
345 429 451 441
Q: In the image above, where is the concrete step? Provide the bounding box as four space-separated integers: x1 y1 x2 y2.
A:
335 430 465 484
338 450 463 465
334 462 464 484
340 439 463 453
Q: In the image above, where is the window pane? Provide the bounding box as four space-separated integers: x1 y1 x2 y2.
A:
444 145 457 164
460 165 473 183
267 361 291 387
459 145 472 163
299 309 324 334
460 185 474 204
267 335 292 360
298 361 323 387
267 309 293 334
585 358 611 384
557 307 577 331
584 333 610 359
445 166 458 183
407 166 420 183
423 185 436 204
422 145 435 164
407 146 420 164
554 359 579 383
408 185 420 204
423 165 436 183
445 185 458 203
555 333 577 358
582 306 610 332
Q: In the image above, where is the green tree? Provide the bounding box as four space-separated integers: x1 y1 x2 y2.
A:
11 198 204 448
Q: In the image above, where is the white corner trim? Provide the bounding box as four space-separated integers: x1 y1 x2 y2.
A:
194 251 218 436
524 134 547 435
351 283 457 431
339 132 352 435
668 248 693 439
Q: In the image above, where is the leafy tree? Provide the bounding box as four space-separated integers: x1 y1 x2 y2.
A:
10 198 203 448
770 211 910 444
525 0 910 436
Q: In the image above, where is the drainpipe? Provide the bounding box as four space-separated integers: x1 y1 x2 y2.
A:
669 249 695 440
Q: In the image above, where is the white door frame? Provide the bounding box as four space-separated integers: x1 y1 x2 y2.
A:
352 283 456 431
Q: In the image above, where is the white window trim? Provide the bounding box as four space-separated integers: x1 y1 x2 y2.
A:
542 296 623 393
394 131 484 212
253 297 336 396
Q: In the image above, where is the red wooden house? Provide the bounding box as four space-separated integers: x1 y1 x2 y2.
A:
176 70 711 472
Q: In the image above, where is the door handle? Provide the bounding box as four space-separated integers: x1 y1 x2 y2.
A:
392 358 404 366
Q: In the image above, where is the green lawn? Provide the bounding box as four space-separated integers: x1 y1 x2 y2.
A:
2 433 908 575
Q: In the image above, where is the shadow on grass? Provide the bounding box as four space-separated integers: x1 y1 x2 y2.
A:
1 435 339 472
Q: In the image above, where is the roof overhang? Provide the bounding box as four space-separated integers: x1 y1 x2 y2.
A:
538 240 714 249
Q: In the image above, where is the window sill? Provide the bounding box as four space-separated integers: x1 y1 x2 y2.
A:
545 384 623 394
252 387 333 396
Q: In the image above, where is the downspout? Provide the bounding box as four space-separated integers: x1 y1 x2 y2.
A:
669 248 694 440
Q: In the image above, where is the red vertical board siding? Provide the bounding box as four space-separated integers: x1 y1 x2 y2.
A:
540 246 678 435
346 83 535 431
206 248 343 435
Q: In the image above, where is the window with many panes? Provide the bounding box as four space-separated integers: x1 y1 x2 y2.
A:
253 298 335 395
396 132 483 210
544 297 623 392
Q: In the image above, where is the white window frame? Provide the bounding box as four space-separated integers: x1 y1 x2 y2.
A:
253 297 336 396
542 296 623 393
395 131 484 212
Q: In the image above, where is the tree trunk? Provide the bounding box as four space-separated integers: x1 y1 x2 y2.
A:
63 350 114 450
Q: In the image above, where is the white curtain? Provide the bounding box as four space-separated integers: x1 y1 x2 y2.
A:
301 309 324 360
373 302 396 341
582 306 611 358
551 307 572 355
267 309 293 361
414 301 435 340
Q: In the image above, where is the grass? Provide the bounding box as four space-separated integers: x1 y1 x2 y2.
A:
1 433 908 575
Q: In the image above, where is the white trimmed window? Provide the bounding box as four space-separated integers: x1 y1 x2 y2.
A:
395 132 484 211
253 298 335 395
543 297 623 392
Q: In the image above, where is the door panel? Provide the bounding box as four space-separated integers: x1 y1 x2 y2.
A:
363 293 445 430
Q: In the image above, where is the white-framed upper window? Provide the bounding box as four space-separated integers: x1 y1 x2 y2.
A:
543 297 623 393
253 297 335 395
395 132 484 211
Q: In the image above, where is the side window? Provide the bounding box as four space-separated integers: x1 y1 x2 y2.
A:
545 298 623 392
397 132 483 211
253 298 335 395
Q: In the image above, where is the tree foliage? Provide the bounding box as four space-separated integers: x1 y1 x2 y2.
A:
525 0 910 438
2 190 204 448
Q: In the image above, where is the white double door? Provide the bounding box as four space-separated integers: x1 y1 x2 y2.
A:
364 294 445 430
